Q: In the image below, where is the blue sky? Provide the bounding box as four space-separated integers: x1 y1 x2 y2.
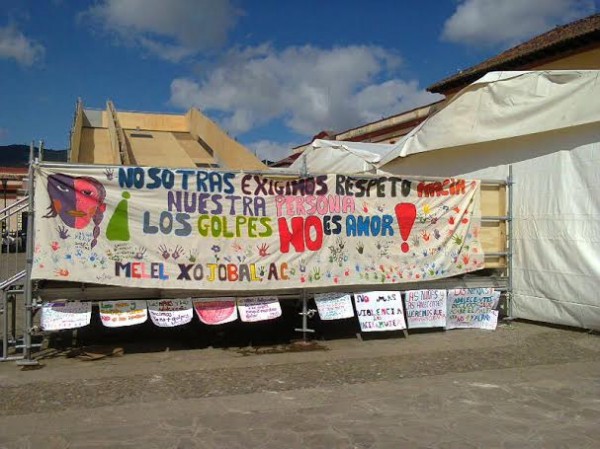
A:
0 0 596 161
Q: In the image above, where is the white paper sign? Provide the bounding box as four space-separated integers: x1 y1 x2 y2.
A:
446 288 500 330
405 289 447 328
40 301 92 331
99 300 148 327
237 297 282 322
479 310 499 330
147 299 193 327
354 291 406 332
193 298 238 325
314 292 354 320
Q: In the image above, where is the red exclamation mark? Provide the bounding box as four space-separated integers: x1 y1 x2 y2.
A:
394 203 416 253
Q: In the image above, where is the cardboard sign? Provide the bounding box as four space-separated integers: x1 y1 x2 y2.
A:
314 292 354 320
405 289 447 328
147 298 193 327
32 166 484 290
99 300 148 327
193 298 238 325
40 301 91 331
237 297 282 322
354 291 406 332
446 288 500 330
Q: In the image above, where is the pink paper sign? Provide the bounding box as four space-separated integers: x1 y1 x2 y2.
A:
193 299 238 325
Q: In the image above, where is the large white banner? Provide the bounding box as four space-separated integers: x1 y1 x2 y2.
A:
32 165 484 290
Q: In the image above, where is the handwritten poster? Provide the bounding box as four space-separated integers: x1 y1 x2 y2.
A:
193 298 238 325
405 289 447 328
446 288 500 330
147 298 193 327
99 300 148 328
237 296 282 322
479 310 499 330
32 165 484 291
314 292 354 320
40 301 92 331
354 291 406 332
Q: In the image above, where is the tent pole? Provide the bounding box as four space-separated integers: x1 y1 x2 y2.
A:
507 164 514 319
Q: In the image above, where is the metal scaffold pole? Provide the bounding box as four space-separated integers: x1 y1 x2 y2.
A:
295 290 315 343
17 141 39 365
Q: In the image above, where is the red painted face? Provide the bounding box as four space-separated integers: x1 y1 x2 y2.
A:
71 178 104 229
46 174 107 233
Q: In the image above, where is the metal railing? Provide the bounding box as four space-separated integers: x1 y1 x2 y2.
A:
1 271 25 361
1 198 29 361
1 141 37 363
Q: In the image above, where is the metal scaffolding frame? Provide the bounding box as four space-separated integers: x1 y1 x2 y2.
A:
1 150 514 363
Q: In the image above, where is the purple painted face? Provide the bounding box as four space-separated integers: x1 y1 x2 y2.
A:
46 174 106 229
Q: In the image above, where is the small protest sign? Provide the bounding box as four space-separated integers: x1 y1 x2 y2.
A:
193 298 238 325
40 301 92 331
99 300 148 328
314 292 354 320
147 299 193 327
405 289 447 328
237 297 282 322
446 288 500 330
479 310 499 330
353 291 406 332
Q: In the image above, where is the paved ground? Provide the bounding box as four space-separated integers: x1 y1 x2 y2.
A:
0 320 599 448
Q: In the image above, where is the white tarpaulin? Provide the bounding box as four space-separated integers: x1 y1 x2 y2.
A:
379 70 600 165
378 70 600 330
289 139 396 174
32 165 484 290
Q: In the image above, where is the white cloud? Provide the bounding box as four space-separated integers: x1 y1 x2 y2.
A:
81 0 239 62
0 24 44 66
170 44 439 138
442 0 595 47
0 127 8 140
247 140 299 163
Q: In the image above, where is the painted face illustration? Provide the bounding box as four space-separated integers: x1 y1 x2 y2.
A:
45 174 106 229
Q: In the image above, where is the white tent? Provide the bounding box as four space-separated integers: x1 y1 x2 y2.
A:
377 70 600 330
288 139 395 174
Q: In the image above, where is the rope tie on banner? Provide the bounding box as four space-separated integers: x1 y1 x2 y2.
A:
299 308 317 319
